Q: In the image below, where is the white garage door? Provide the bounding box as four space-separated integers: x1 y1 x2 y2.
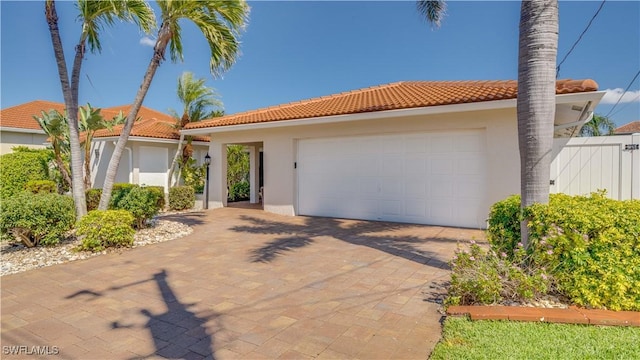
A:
297 130 487 228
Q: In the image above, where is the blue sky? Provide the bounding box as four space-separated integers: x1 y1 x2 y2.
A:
1 1 639 127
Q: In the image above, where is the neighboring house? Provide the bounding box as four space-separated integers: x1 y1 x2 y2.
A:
614 120 640 135
182 79 604 229
0 100 209 190
91 106 210 190
0 100 65 154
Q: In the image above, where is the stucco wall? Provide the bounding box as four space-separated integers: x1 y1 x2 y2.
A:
205 108 521 221
0 131 48 154
90 140 209 190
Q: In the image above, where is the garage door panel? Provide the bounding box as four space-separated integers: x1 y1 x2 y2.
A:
298 130 487 228
431 158 454 174
405 200 427 217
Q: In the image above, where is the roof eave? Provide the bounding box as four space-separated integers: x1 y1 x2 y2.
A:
0 127 46 134
93 136 209 145
182 91 605 136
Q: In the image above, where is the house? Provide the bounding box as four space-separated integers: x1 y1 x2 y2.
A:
0 100 209 190
0 100 65 154
182 79 604 229
614 120 640 135
90 105 210 190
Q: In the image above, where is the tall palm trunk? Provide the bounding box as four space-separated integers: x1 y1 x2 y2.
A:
45 0 86 217
84 133 92 188
517 0 558 247
98 24 171 210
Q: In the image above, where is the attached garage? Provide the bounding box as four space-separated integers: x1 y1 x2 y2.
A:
182 79 604 229
297 130 487 228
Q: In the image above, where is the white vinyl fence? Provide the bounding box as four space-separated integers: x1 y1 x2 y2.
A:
550 134 640 200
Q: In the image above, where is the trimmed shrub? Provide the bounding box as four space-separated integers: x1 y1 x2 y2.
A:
0 150 51 200
228 181 250 202
145 186 166 210
110 187 161 229
25 180 57 194
85 188 102 211
109 183 139 208
487 193 640 311
76 210 135 252
169 186 195 210
0 192 75 247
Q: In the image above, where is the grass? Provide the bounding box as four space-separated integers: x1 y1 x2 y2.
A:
431 316 640 360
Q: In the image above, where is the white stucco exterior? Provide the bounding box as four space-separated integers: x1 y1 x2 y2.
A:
90 138 209 191
0 129 48 154
201 108 520 224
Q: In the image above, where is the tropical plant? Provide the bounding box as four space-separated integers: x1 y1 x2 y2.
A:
98 0 249 210
167 71 224 188
227 144 249 190
45 0 155 218
579 114 615 137
418 0 559 247
78 104 126 188
33 109 72 189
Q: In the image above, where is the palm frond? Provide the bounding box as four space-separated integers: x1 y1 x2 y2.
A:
416 0 447 28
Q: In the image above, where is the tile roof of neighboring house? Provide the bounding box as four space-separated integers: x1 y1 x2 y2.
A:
0 100 66 131
93 116 210 142
185 79 599 130
614 121 640 134
0 100 208 142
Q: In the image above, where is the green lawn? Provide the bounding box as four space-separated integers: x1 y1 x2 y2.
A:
431 316 640 360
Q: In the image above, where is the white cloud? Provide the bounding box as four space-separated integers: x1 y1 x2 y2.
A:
139 36 156 47
600 88 640 104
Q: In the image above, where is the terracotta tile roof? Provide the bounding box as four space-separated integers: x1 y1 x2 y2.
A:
0 100 208 142
185 79 599 130
0 100 66 131
615 121 640 134
93 116 210 142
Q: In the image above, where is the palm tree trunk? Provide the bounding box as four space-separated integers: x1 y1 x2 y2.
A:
517 0 558 247
84 133 92 188
98 25 170 210
45 0 87 217
168 134 185 188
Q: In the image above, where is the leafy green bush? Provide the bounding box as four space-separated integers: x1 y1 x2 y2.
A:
180 158 205 194
25 180 57 194
145 186 166 210
228 181 250 202
76 210 135 252
487 193 640 311
85 188 102 211
0 150 51 200
109 183 138 208
169 186 195 210
110 186 161 229
447 241 550 307
0 192 75 247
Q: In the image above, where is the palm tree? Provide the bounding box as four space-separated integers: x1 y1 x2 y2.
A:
167 72 224 188
516 0 558 246
98 0 249 210
45 0 155 218
78 104 127 188
33 110 72 189
418 0 559 247
579 114 615 137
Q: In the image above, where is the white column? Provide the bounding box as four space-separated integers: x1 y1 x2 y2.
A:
207 140 227 209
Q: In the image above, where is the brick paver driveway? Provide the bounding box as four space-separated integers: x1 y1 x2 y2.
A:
1 208 484 359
